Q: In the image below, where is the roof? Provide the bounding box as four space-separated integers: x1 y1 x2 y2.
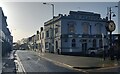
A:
69 11 100 16
44 11 106 26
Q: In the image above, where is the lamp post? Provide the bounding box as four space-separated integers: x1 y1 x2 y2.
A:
106 6 118 60
43 3 54 19
43 3 55 53
102 33 105 60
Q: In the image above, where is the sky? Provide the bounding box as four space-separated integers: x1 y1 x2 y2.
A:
0 1 119 42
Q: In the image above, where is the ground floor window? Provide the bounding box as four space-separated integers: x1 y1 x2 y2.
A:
56 41 58 49
99 39 102 48
72 39 76 47
93 39 96 48
45 42 49 49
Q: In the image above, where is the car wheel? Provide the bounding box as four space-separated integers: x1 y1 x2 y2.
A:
91 52 95 56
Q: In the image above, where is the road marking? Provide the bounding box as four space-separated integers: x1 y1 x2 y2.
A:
38 54 88 73
16 53 26 74
95 65 120 70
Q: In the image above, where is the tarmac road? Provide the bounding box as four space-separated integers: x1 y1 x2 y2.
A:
16 50 84 73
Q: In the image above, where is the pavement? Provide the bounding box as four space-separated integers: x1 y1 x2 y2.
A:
35 51 120 72
2 51 16 74
1 50 120 74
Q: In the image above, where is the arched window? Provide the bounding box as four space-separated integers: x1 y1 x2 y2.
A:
72 39 76 42
72 39 76 47
93 39 96 48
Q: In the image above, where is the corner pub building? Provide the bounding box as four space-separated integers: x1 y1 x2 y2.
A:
44 11 108 55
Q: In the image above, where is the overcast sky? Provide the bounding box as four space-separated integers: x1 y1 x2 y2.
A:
0 1 119 42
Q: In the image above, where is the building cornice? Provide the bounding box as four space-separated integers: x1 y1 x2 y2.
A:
44 11 107 26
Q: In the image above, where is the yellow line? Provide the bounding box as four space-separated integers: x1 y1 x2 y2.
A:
38 54 88 73
96 65 120 70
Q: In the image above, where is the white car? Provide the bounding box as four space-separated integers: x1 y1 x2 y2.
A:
14 54 17 57
88 48 98 56
14 60 18 71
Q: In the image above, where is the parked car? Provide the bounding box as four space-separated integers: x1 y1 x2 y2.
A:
97 46 109 56
88 46 109 57
88 48 98 56
14 54 17 57
14 60 18 71
13 57 17 60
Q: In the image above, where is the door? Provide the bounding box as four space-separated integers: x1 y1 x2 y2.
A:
82 43 87 55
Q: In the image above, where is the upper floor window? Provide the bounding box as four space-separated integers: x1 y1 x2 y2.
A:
46 30 49 38
55 28 58 34
95 23 102 34
68 21 76 33
40 32 41 39
42 32 44 39
82 22 89 34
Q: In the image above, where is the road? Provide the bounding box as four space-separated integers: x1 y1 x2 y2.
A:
16 50 83 73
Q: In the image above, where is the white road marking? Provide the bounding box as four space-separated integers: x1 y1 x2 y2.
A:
16 53 26 74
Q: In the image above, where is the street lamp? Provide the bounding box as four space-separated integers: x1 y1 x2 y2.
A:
43 3 54 19
107 6 118 21
106 6 118 60
43 3 55 53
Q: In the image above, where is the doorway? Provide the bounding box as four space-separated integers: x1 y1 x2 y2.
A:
82 43 87 55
